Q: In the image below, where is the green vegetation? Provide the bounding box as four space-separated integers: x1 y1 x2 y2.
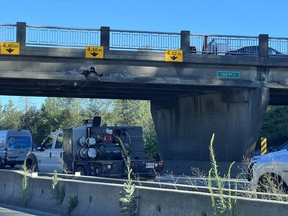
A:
119 156 137 216
0 98 160 158
117 136 138 216
51 170 65 205
22 160 31 206
208 134 236 216
259 106 288 148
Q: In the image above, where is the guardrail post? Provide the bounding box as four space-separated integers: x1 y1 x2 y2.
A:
181 30 190 53
16 22 26 46
259 34 269 57
101 26 110 51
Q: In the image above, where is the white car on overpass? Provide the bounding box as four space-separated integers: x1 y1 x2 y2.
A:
250 141 288 193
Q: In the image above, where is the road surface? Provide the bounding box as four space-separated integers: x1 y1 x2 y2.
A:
0 204 59 216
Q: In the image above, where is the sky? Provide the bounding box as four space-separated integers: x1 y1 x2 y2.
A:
1 0 288 110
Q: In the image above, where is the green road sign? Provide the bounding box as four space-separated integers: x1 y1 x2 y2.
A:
217 71 240 78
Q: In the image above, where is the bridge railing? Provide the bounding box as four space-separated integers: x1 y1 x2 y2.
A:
0 24 16 42
190 34 259 55
110 29 181 51
1 22 288 57
269 37 288 55
26 25 101 48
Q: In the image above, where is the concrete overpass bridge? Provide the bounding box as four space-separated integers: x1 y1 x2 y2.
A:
1 22 288 174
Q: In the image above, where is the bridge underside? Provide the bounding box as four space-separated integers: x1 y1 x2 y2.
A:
0 77 231 100
0 77 286 104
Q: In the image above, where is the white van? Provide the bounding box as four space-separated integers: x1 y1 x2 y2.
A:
0 129 32 168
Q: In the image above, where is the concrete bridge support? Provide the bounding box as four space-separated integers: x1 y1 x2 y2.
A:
151 87 269 174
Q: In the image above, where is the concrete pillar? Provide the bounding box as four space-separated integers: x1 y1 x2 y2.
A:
151 87 269 175
259 34 269 57
180 30 190 54
100 26 110 51
16 22 26 46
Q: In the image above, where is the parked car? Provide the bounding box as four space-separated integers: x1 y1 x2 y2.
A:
226 46 282 56
249 141 288 193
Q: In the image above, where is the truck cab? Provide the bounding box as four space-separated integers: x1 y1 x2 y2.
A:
26 131 63 173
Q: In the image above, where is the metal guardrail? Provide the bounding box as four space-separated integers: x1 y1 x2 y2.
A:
110 29 181 51
269 37 288 55
0 24 16 42
26 25 101 48
190 34 259 55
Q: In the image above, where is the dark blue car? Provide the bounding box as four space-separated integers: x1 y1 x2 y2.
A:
226 46 282 55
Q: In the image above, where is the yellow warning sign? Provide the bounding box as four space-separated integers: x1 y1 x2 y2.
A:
85 46 104 59
0 42 20 55
165 50 183 62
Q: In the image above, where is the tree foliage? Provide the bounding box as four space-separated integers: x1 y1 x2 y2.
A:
258 106 288 149
0 100 22 129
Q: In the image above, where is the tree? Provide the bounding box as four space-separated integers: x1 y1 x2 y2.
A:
136 101 159 159
0 100 22 129
82 99 114 125
34 98 85 143
19 106 41 143
112 100 140 126
258 106 288 149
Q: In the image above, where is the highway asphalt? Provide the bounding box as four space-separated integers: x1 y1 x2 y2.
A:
0 204 60 216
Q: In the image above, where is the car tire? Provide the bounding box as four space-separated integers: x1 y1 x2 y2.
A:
26 159 38 172
257 173 288 193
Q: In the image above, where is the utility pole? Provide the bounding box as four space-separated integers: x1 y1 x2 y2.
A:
25 96 29 113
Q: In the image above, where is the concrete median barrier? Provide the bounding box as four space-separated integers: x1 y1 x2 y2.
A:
138 188 212 216
0 170 15 203
73 181 123 216
1 170 288 216
28 176 64 214
7 171 25 206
